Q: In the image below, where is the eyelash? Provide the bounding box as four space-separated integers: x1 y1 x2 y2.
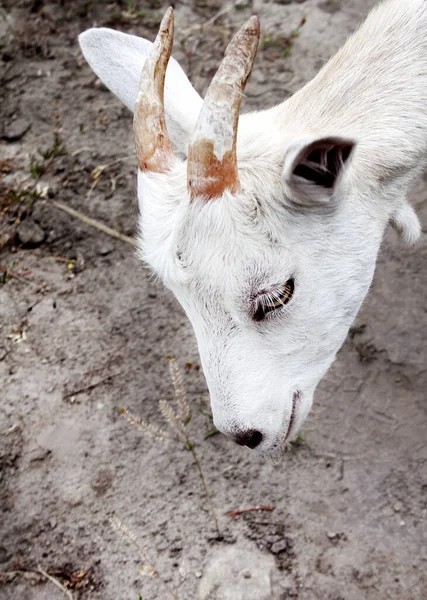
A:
253 278 295 322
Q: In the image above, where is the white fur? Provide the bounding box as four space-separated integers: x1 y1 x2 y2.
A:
79 0 424 456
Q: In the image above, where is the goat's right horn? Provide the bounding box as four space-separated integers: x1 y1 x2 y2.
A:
187 16 260 201
134 7 175 173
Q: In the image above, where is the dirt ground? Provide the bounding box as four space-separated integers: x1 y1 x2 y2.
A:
1 0 427 598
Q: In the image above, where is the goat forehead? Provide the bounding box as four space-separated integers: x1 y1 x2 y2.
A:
178 197 263 263
173 219 298 307
178 229 263 295
169 194 347 293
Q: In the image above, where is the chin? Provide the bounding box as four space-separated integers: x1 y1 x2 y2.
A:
260 398 311 459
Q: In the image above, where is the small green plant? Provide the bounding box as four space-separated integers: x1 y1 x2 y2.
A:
198 406 219 439
287 431 305 451
39 131 66 161
5 130 65 211
0 270 11 285
127 0 146 18
204 428 220 439
262 17 306 57
29 131 66 180
0 129 66 250
29 155 44 180
7 186 41 205
111 0 146 22
121 358 222 539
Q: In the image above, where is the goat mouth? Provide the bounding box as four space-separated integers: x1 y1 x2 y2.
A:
284 391 300 441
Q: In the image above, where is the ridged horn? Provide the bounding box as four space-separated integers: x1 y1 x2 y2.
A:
134 7 175 173
187 16 260 201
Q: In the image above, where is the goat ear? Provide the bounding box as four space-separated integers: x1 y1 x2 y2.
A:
78 28 202 156
389 201 422 245
282 136 355 207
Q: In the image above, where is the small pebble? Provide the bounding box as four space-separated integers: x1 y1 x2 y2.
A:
2 117 31 142
99 244 114 256
270 540 288 554
17 219 45 247
29 447 51 463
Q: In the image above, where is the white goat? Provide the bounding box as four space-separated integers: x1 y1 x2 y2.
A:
79 0 426 456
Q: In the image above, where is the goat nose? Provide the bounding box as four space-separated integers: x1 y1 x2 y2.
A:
233 429 263 449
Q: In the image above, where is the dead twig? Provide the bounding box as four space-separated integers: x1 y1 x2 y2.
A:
63 372 122 400
225 505 275 517
37 566 73 600
8 271 43 290
50 200 135 246
87 155 133 199
71 147 93 156
0 568 40 584
53 257 76 264
181 3 234 36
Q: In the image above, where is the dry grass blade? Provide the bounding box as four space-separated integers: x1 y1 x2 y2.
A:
159 399 187 440
225 505 275 517
37 566 73 600
169 358 191 424
51 200 135 246
120 407 171 440
87 154 134 199
139 564 156 577
109 514 179 600
109 513 143 551
181 3 234 35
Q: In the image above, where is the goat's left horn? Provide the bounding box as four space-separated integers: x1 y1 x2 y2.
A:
134 7 175 173
187 16 260 201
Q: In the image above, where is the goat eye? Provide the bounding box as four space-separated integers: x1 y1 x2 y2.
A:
253 278 295 322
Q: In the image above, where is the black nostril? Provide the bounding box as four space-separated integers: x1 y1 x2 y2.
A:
234 429 263 449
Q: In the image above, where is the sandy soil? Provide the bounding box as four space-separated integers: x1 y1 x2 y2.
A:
1 1 426 598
